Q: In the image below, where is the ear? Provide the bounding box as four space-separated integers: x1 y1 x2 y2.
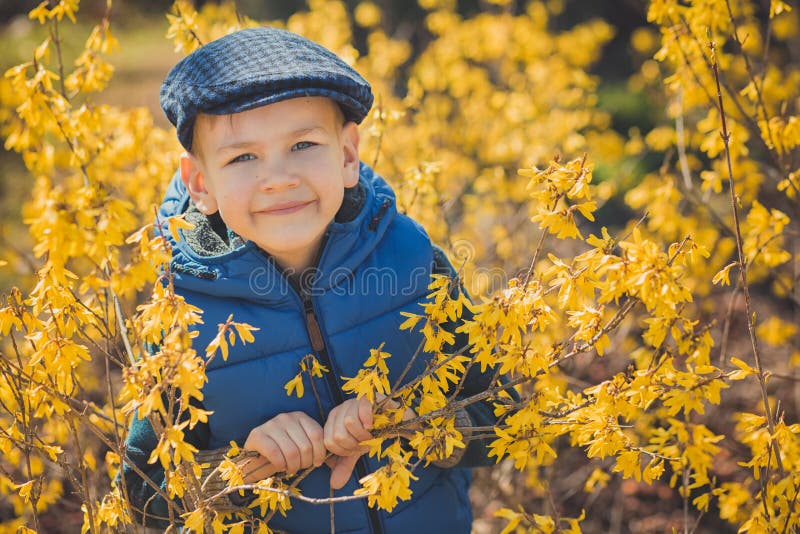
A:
340 121 360 188
180 152 219 214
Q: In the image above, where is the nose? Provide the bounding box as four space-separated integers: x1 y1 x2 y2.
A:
257 160 300 192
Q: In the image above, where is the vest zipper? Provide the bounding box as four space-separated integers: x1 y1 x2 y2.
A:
301 293 384 534
304 299 326 352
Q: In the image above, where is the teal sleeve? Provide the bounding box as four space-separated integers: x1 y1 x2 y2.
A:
119 394 211 528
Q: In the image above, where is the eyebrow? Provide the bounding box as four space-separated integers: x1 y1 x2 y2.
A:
214 126 327 154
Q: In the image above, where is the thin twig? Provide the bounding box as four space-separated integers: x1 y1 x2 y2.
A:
7 335 42 531
710 40 784 474
675 16 790 185
522 228 548 290
211 482 369 506
50 17 67 100
780 479 800 534
68 416 98 534
683 466 690 534
723 0 783 168
173 2 204 48
371 96 384 169
675 89 693 190
108 264 138 368
390 336 426 392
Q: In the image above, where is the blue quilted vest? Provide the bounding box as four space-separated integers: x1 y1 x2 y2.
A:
158 163 472 534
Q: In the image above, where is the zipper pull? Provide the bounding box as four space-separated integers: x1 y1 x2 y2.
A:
303 298 326 352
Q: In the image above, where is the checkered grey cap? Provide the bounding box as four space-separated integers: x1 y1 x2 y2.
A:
160 27 374 151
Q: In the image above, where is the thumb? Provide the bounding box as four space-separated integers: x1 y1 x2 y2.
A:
358 396 373 430
330 454 361 490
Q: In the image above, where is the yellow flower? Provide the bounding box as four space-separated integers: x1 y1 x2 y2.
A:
284 372 305 399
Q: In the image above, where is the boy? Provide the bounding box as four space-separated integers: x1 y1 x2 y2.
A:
123 27 503 533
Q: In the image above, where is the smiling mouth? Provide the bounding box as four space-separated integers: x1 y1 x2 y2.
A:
259 200 314 215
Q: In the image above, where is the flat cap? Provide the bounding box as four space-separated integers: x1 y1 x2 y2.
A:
160 27 374 151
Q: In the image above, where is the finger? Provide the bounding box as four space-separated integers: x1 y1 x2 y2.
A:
323 404 341 447
265 427 302 474
286 427 315 473
245 432 288 473
324 408 356 456
324 455 338 470
297 415 326 468
277 428 306 475
344 405 372 443
330 454 361 490
323 409 337 453
357 396 373 432
328 411 362 455
240 455 275 483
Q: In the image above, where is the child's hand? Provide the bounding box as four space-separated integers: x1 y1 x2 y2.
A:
324 397 373 489
324 395 417 489
242 411 326 483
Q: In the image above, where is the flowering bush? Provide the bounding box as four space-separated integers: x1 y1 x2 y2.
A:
0 0 798 532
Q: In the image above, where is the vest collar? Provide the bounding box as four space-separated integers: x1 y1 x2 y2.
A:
159 162 397 303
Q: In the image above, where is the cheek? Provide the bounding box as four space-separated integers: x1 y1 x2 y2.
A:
215 172 251 197
213 186 248 217
321 184 345 213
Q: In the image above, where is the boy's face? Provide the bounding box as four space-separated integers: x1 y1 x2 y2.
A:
180 97 360 273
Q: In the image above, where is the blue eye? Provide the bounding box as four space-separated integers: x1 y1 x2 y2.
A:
229 153 256 164
292 141 316 151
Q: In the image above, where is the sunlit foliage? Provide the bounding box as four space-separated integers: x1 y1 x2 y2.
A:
0 0 798 532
